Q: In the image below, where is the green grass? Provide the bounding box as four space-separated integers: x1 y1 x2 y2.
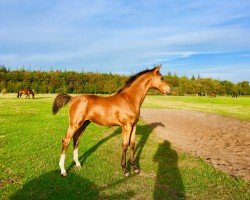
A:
0 94 249 199
142 95 250 121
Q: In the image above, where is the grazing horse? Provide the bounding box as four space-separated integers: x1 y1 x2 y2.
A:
198 92 205 96
17 89 35 99
232 92 238 98
52 66 171 176
209 92 216 98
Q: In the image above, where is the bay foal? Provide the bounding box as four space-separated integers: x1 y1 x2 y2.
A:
52 66 171 176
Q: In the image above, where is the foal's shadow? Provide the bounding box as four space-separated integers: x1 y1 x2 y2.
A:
10 170 99 200
10 170 134 200
67 122 164 172
135 122 164 169
68 127 121 171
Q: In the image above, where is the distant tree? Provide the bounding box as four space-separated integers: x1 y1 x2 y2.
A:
0 67 248 96
0 65 8 73
237 81 250 95
220 80 234 95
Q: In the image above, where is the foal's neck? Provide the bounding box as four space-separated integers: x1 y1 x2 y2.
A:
125 75 151 111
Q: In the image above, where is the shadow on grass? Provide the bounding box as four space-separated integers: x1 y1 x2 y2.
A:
68 122 161 172
68 127 121 171
10 170 134 200
62 122 185 199
136 122 185 199
153 141 185 200
135 122 164 169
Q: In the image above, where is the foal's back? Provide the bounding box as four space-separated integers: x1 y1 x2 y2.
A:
69 94 137 126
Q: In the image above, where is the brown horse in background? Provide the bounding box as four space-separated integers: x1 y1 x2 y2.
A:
17 89 35 99
209 92 217 98
232 92 238 98
52 66 171 176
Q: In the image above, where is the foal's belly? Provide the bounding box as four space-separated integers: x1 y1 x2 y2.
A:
88 112 121 126
87 108 136 126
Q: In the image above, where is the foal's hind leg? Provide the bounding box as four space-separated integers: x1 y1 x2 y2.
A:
72 120 90 168
59 125 79 176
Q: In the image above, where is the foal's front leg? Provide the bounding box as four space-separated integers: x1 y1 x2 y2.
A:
121 124 132 176
130 125 140 174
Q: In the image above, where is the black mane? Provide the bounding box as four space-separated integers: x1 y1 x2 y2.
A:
116 68 154 94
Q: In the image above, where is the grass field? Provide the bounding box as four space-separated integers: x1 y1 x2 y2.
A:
143 95 250 121
0 94 249 199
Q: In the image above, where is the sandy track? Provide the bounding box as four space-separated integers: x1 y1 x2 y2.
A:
140 108 250 181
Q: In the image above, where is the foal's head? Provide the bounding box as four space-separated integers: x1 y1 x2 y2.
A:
149 65 171 95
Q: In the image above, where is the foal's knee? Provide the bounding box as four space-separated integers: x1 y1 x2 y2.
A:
122 143 129 151
62 138 70 149
130 142 135 149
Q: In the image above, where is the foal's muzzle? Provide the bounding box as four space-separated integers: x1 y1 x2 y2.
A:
164 86 172 95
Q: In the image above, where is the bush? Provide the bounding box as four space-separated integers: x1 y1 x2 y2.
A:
1 88 7 95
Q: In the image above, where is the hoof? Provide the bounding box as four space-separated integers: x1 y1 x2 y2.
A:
75 165 81 170
124 172 130 177
61 172 67 177
134 169 140 174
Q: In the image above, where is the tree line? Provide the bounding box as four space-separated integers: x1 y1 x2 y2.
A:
0 65 249 95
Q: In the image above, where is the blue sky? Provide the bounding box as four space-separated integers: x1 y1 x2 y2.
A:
0 0 250 82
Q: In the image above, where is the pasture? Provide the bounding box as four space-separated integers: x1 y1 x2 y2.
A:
143 95 250 121
0 94 249 199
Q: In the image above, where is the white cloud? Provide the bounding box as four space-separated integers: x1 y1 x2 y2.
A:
0 0 250 81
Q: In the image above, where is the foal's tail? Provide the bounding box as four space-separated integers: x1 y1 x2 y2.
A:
52 93 72 115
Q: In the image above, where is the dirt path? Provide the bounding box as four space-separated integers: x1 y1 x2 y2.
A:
140 108 250 181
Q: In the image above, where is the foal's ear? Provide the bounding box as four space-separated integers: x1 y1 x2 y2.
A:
153 65 162 75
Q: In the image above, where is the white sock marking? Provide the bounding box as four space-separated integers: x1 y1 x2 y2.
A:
59 154 66 174
73 148 81 167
